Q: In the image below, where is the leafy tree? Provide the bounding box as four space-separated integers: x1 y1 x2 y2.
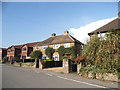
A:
45 47 55 60
30 50 42 59
82 29 120 73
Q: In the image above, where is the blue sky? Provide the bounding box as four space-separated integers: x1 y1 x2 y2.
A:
2 2 118 48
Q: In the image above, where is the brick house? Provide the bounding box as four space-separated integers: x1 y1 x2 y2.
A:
34 31 83 61
21 42 40 59
7 45 23 60
0 48 7 60
88 17 120 38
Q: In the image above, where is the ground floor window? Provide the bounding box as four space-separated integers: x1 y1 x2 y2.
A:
53 55 59 61
42 55 49 60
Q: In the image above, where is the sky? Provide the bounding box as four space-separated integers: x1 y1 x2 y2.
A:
2 2 118 48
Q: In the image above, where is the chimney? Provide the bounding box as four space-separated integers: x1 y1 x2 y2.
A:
118 12 120 17
64 31 69 35
51 33 56 37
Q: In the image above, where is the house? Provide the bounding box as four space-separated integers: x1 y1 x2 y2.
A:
7 45 23 60
34 31 83 61
88 16 120 38
21 41 40 59
0 48 7 60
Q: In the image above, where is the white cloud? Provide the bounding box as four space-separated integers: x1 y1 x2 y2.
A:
68 17 117 44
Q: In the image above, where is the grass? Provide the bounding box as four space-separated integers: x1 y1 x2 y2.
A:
14 62 35 67
43 59 53 61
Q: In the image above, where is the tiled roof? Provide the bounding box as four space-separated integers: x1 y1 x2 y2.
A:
22 41 41 47
36 34 82 46
88 17 120 35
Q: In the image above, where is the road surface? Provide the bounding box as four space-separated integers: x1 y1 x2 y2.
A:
2 64 119 89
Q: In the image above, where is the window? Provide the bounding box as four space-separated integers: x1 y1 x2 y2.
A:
42 46 48 50
64 43 70 48
7 51 10 53
53 44 60 49
22 48 26 51
42 55 48 60
36 46 40 50
53 55 59 61
11 50 14 52
0 51 2 53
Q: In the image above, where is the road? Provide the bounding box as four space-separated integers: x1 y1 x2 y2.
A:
2 64 119 89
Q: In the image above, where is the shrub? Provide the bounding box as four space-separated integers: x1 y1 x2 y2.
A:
30 50 42 59
45 47 55 60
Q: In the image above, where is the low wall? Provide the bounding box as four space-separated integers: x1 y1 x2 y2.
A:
80 72 119 82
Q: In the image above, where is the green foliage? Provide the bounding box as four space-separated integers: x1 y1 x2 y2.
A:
45 47 55 60
3 56 8 63
57 46 76 60
81 29 120 74
30 50 42 59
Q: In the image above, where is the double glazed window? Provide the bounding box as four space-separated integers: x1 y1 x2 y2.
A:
36 46 40 50
53 44 60 49
64 43 70 48
22 48 26 51
42 46 48 50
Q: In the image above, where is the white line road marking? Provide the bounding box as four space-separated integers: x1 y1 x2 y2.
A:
46 73 53 76
57 76 107 88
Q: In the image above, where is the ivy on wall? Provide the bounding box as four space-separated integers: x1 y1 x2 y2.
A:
57 46 76 60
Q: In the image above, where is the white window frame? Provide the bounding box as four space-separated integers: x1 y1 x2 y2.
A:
64 43 70 48
53 55 59 61
42 46 48 50
36 46 40 50
53 44 60 49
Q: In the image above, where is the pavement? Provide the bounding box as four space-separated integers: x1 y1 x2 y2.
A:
2 64 119 89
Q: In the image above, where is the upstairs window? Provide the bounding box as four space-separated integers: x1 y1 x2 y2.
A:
42 46 48 50
53 44 60 49
64 43 70 48
7 51 10 53
36 46 40 50
22 48 26 51
11 50 14 52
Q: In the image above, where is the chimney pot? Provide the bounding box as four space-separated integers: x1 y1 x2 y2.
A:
64 31 69 35
51 33 56 37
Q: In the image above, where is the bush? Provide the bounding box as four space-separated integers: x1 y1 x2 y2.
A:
30 50 42 59
45 47 55 60
82 30 120 73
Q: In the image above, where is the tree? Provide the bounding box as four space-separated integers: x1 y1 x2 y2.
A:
45 47 55 60
30 50 42 68
30 50 42 59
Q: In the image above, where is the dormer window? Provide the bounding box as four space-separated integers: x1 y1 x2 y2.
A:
53 44 60 49
22 48 26 51
42 46 48 50
64 43 70 48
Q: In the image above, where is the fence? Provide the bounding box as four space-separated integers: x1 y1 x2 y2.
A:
43 61 62 68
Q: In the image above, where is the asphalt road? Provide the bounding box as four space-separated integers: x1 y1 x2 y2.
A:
2 64 119 89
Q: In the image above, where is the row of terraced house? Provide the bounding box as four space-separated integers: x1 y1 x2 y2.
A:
0 31 83 61
0 14 120 61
